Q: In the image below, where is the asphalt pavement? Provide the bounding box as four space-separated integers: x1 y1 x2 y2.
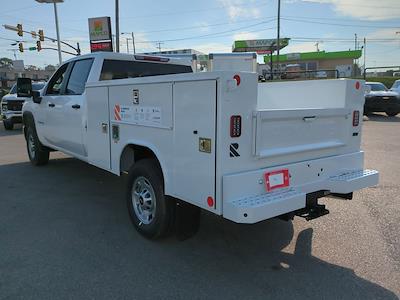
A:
0 115 399 300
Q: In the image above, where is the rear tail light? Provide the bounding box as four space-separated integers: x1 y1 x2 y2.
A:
230 115 242 137
353 110 360 126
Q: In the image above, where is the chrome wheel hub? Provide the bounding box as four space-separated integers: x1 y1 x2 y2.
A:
28 133 36 158
131 176 156 225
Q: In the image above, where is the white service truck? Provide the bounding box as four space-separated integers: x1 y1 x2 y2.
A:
18 52 378 239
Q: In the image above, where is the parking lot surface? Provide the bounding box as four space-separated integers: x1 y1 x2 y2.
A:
0 115 399 300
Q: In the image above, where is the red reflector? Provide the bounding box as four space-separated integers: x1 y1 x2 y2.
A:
207 197 214 207
355 81 360 90
353 110 360 126
230 115 242 137
233 74 241 86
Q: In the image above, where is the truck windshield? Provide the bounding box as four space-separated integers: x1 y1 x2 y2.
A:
32 83 45 91
9 84 17 94
100 59 192 80
366 83 387 91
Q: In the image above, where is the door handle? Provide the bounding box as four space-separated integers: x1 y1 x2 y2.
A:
72 104 81 109
48 103 55 108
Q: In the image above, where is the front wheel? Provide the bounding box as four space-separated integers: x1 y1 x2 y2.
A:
26 126 49 166
3 119 13 130
126 159 175 239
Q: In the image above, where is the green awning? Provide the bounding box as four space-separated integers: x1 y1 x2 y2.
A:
264 50 362 63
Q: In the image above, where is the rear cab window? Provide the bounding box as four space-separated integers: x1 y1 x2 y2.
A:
99 59 192 81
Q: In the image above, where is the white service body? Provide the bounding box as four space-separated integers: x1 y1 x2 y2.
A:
23 52 378 224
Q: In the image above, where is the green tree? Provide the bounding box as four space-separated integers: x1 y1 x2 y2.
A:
0 57 13 69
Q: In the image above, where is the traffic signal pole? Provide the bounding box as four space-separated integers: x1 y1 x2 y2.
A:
53 1 62 64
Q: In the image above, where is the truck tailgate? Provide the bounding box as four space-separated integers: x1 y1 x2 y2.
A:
253 108 351 159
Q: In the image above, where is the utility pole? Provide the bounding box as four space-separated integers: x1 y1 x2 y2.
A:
354 33 357 50
156 42 163 52
132 32 136 54
115 0 120 52
363 37 366 79
276 0 281 77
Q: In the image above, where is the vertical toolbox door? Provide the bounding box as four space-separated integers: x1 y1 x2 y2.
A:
86 86 111 170
172 80 217 211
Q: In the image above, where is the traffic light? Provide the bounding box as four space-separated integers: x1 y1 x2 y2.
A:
38 29 44 42
36 41 41 52
18 43 24 53
17 24 23 37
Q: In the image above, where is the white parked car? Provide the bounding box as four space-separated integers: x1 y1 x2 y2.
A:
18 52 378 239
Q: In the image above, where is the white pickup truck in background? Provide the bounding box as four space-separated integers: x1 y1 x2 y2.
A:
18 52 378 239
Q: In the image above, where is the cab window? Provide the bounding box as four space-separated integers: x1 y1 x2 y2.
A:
65 59 94 95
46 64 69 95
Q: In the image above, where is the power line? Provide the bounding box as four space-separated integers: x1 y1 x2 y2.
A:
134 19 276 44
282 17 400 29
134 16 276 34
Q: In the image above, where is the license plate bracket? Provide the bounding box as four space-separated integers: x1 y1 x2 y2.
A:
264 169 290 192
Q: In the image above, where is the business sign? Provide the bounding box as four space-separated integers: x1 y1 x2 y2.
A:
90 41 113 52
88 17 112 41
233 38 289 53
88 16 113 52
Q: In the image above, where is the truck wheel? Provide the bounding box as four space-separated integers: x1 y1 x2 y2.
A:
3 119 13 130
26 126 49 166
126 159 175 239
386 111 399 117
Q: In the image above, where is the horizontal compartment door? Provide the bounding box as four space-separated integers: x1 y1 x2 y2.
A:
253 108 351 160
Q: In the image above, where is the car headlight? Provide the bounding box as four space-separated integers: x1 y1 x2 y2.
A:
1 102 7 112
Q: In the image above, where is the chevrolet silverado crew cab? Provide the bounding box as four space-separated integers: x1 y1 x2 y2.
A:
18 52 379 239
1 82 45 130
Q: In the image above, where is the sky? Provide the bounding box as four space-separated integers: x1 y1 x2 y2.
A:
0 0 399 68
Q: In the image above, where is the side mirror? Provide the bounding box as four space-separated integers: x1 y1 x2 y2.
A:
17 78 32 98
32 90 42 104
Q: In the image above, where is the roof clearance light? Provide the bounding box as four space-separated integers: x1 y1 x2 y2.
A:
233 74 241 86
134 55 170 62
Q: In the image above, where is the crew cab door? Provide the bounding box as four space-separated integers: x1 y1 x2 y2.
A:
42 59 93 157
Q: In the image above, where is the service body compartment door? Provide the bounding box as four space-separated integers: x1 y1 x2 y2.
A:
172 80 217 211
86 86 111 170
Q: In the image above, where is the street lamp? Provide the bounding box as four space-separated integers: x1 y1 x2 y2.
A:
35 0 63 65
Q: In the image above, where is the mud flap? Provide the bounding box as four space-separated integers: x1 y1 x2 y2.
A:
175 200 201 241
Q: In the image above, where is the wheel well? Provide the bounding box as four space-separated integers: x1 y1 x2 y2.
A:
22 112 34 138
120 144 163 176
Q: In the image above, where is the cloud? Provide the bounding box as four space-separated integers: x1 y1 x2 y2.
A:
189 42 232 54
299 0 400 20
283 41 318 53
218 0 261 20
232 31 261 40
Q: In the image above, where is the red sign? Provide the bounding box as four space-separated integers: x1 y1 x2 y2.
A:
90 41 113 52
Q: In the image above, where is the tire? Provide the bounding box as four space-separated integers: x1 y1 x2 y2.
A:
26 125 49 166
386 111 399 117
3 119 13 130
126 159 175 239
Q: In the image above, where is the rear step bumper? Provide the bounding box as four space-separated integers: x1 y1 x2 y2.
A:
222 152 379 224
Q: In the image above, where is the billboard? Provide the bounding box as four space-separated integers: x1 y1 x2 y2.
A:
233 38 289 53
88 17 113 52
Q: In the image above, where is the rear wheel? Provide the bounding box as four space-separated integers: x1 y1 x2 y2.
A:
126 159 175 239
386 110 399 117
3 119 13 130
26 126 49 166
